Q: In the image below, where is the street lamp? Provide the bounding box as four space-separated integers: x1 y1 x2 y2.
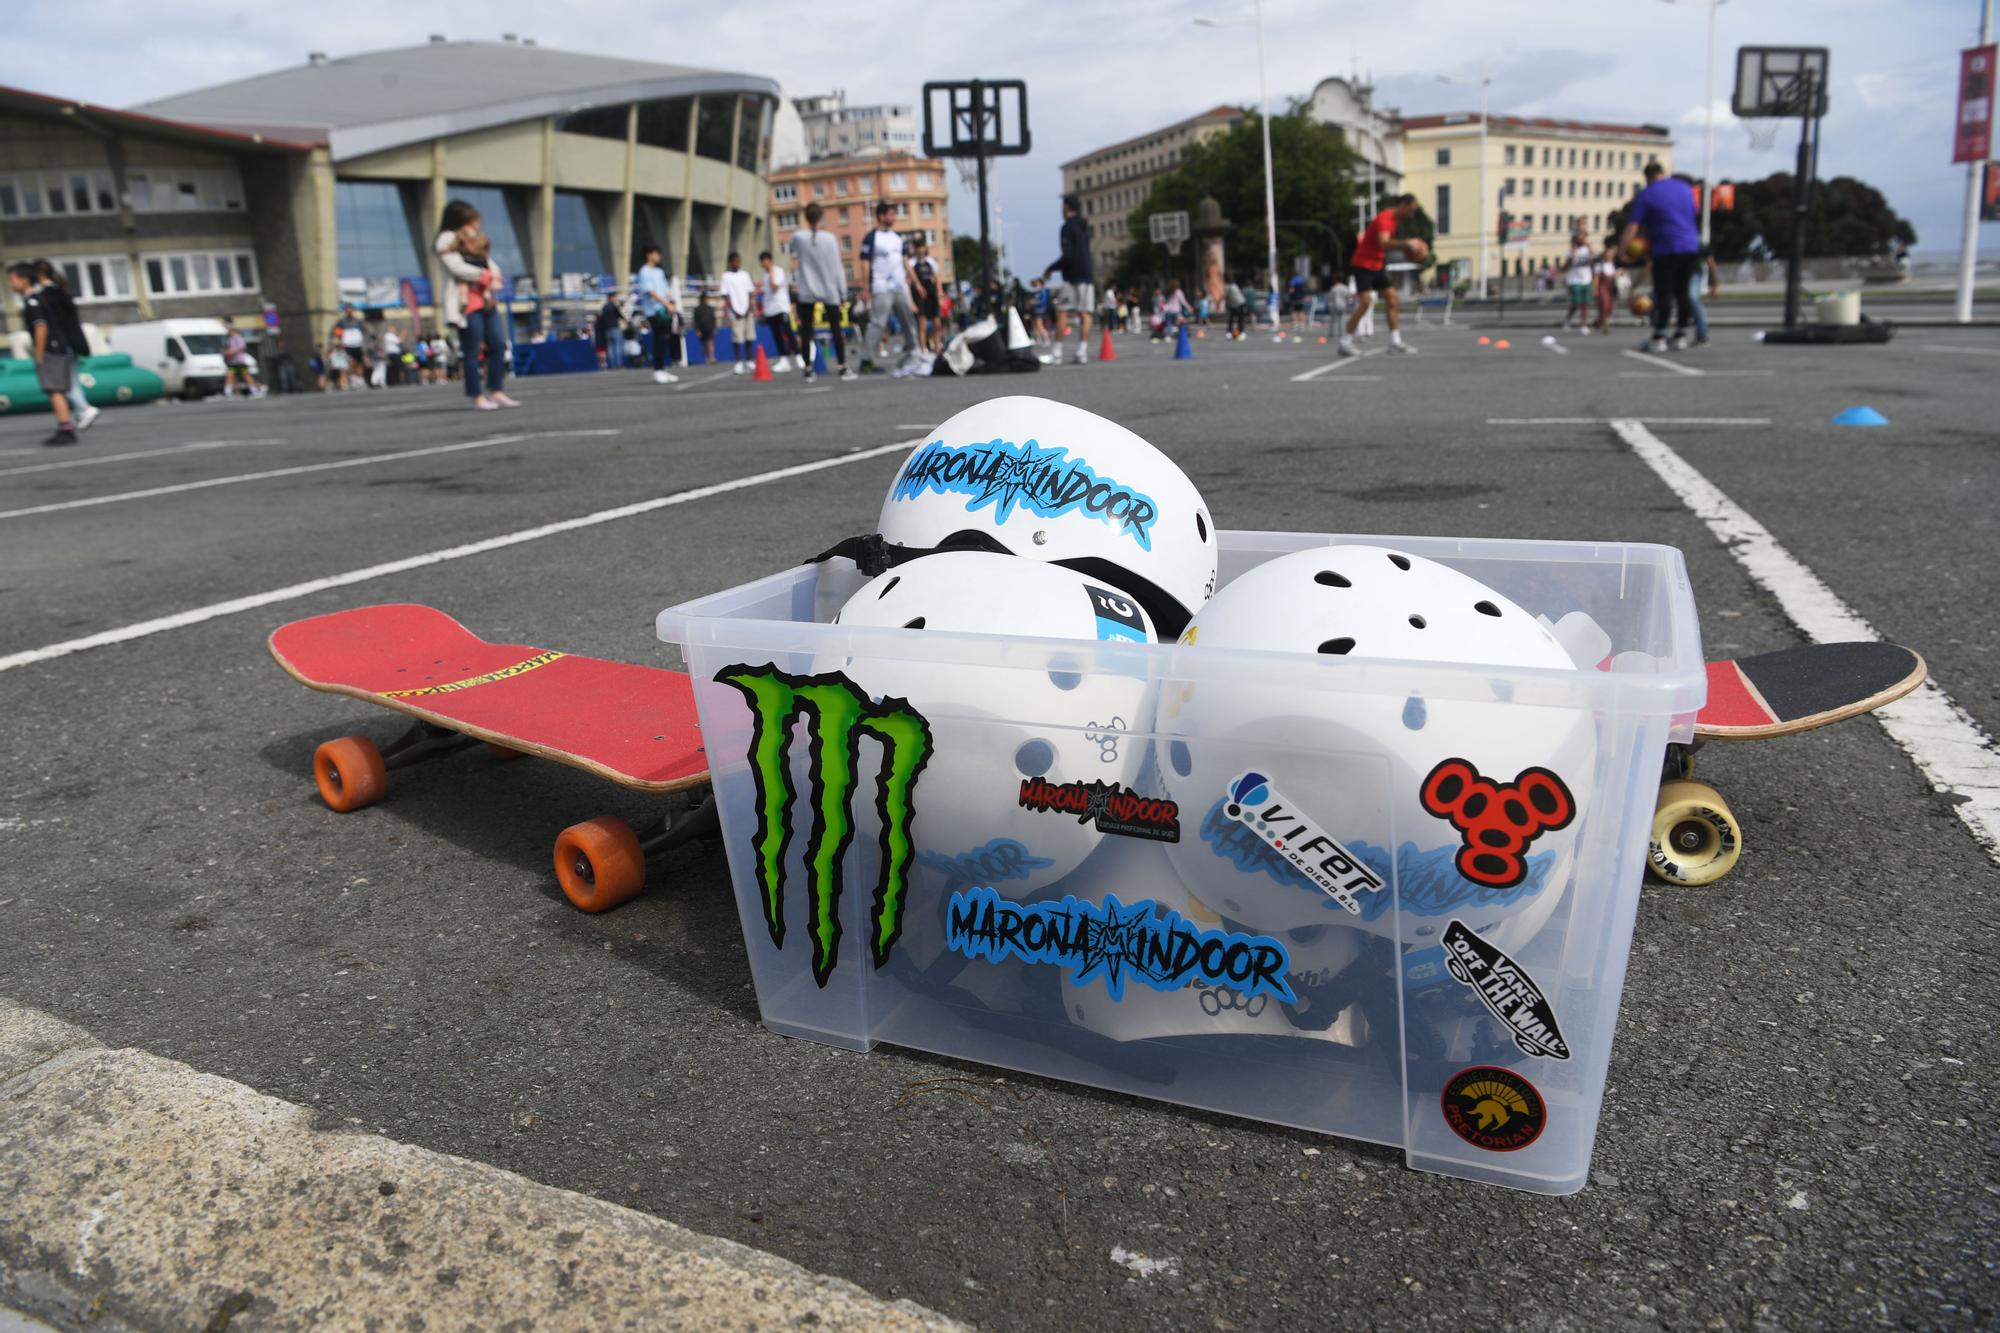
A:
1194 6 1280 320
1436 69 1493 297
1659 0 1727 246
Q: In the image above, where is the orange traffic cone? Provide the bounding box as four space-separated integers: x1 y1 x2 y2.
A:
1195 328 1207 339
1098 327 1117 362
752 343 774 381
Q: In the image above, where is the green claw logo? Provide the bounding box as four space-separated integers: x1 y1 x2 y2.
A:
717 665 933 987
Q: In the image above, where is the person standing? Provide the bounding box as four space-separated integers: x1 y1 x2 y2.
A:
1041 194 1095 365
334 304 370 387
635 245 680 383
1620 162 1701 352
8 263 78 446
757 251 798 373
857 201 921 374
908 238 943 354
31 260 99 430
223 318 264 396
1224 275 1249 341
1563 229 1596 334
691 292 718 366
719 252 757 374
1688 245 1719 348
1593 242 1618 334
434 198 519 410
595 292 625 370
1338 194 1419 356
790 201 853 383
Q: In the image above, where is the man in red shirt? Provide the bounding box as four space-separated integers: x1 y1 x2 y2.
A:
1340 193 1421 356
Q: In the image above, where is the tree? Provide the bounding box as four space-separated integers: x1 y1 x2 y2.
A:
1705 174 1916 262
1111 108 1363 291
953 234 1004 285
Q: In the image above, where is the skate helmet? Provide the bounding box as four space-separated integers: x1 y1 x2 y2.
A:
1157 544 1595 960
876 397 1217 637
819 551 1159 902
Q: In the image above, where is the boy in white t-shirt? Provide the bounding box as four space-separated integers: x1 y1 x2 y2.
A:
718 252 757 374
857 200 921 373
758 251 799 372
1564 231 1596 333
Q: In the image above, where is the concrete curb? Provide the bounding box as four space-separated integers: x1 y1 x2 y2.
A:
0 1001 967 1332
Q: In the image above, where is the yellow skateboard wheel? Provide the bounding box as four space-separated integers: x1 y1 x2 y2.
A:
1648 779 1741 886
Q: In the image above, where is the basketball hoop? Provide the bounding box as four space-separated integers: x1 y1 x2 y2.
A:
1743 117 1784 152
1149 210 1191 259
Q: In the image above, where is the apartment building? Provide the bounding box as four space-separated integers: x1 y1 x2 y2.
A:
768 151 952 291
1060 106 1245 279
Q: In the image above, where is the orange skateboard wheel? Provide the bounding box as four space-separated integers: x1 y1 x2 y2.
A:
313 736 387 812
486 741 526 762
554 816 646 912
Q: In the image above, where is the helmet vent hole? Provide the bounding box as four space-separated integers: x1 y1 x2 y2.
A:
1196 512 1210 541
1314 571 1352 588
1168 739 1192 778
1388 553 1412 570
1318 637 1356 655
878 576 901 599
1014 739 1056 777
1408 615 1427 629
1475 600 1502 617
903 617 926 630
1048 669 1082 691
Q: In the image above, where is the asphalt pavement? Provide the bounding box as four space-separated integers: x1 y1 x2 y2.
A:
1 319 1995 1329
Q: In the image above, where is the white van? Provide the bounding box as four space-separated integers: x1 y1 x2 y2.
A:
105 318 232 399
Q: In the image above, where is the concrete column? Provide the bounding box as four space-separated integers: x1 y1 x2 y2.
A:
610 103 637 285
423 139 448 324
675 99 699 280
294 148 339 359
102 138 155 319
530 117 555 303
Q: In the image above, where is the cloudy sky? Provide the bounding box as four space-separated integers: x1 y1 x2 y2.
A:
17 0 1990 267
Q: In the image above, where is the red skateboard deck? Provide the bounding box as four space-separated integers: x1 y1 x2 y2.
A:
271 603 706 792
1695 642 1926 741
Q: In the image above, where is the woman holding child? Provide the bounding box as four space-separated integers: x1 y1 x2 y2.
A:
435 199 520 410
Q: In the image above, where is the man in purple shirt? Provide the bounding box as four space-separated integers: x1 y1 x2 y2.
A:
1620 161 1701 352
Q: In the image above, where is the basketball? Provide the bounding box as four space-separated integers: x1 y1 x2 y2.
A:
1625 236 1651 264
1629 293 1655 317
1403 237 1430 263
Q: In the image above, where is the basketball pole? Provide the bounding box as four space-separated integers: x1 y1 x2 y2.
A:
1956 0 1995 324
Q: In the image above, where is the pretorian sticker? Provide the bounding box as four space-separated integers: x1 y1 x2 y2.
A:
1441 920 1571 1060
1222 772 1384 913
944 887 1296 1004
717 665 934 987
1419 759 1576 890
1440 1065 1548 1153
888 438 1161 550
1019 776 1180 842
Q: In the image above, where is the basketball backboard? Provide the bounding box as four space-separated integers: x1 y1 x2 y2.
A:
1732 46 1830 118
1149 210 1190 255
921 80 1030 158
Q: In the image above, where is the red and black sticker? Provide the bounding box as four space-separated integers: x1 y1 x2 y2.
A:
1419 759 1575 889
1440 1065 1547 1153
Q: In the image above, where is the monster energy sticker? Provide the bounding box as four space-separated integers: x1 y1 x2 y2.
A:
717 665 934 987
1441 920 1571 1060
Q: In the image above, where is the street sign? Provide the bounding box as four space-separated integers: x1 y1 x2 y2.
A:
1498 214 1531 250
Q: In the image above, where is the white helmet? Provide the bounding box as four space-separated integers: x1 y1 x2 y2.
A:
1157 544 1594 964
820 551 1159 903
878 397 1218 636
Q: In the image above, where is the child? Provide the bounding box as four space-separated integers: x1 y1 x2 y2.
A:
692 292 718 365
457 228 493 316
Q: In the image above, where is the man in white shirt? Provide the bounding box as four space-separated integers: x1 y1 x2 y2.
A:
635 244 680 383
757 251 799 373
718 252 757 374
857 201 921 374
790 201 855 383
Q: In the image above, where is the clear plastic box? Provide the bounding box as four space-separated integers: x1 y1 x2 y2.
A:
658 531 1704 1194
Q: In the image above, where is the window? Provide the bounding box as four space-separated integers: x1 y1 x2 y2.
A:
46 253 133 303
115 166 245 214
694 95 736 162
1435 147 1452 166
635 97 693 150
1569 148 1578 167
773 183 798 202
919 201 935 217
838 206 849 225
334 179 422 281
1504 145 1517 165
1504 177 1516 195
1522 178 1534 197
550 191 606 275
890 172 907 189
1542 146 1552 165
140 248 258 298
1435 184 1451 235
896 202 909 217
556 105 628 141
840 234 851 251
837 177 850 195
917 172 933 188
856 177 872 196
736 95 771 171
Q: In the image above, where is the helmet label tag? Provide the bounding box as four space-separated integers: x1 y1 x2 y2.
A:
1223 772 1384 914
1083 583 1148 643
889 439 1160 550
1441 920 1571 1060
944 887 1296 1005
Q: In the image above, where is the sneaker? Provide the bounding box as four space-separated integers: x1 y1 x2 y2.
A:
77 404 101 431
1638 336 1668 353
1692 337 1711 348
473 398 500 411
840 367 859 382
1668 333 1689 351
1578 327 1592 337
1073 348 1089 365
492 392 521 408
43 428 78 446
733 362 748 375
1336 338 1358 357
1387 341 1417 354
653 369 678 384
803 369 816 383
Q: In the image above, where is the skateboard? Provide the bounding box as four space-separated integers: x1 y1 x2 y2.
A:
269 604 712 912
1649 641 1927 886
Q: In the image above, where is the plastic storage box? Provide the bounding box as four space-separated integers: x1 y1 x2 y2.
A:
659 531 1705 1194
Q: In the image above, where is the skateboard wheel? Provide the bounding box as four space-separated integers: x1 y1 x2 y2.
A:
485 741 526 762
313 736 387 812
1648 779 1741 886
553 816 645 912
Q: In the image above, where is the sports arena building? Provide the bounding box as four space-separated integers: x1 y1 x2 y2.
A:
0 39 781 360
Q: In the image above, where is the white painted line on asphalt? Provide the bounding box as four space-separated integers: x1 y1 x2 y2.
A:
1619 349 1705 376
1921 344 2000 357
672 370 738 391
1291 350 1383 382
0 430 617 522
0 438 287 479
1488 417 1772 425
894 424 937 431
1617 369 1774 379
0 438 922 674
1611 418 2000 869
